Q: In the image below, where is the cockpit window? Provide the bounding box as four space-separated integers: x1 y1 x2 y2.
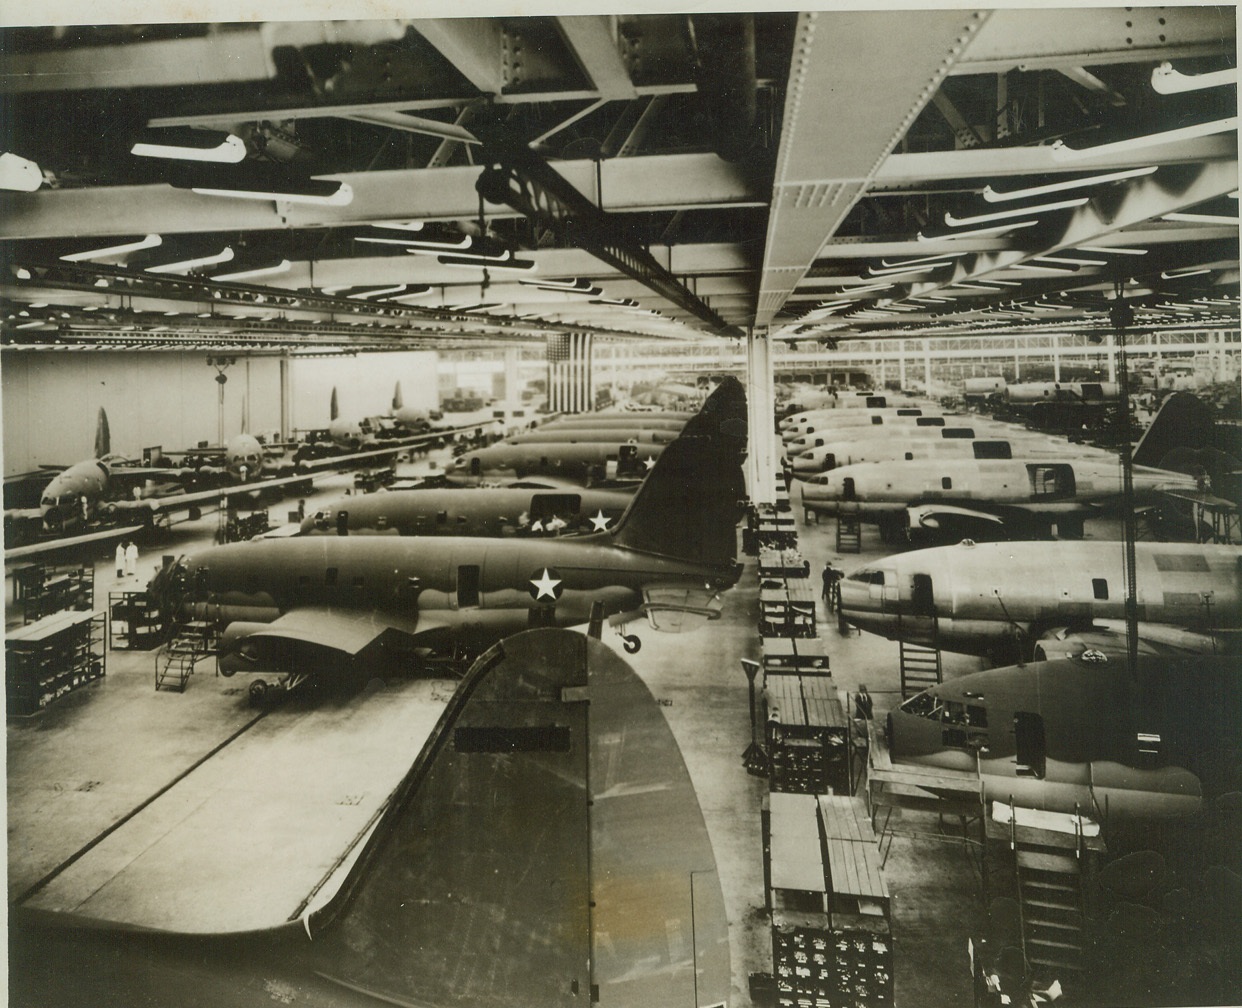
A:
846 569 884 584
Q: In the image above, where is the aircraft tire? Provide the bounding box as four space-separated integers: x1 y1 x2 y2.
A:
248 680 269 705
622 634 642 654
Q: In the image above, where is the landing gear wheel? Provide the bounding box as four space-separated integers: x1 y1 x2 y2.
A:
248 680 270 705
622 634 642 654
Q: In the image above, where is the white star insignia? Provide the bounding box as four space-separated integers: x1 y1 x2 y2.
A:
641 456 656 471
529 567 562 601
588 509 611 531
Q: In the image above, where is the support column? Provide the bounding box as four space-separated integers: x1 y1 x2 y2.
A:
922 339 932 394
1105 333 1117 383
279 353 291 440
746 328 779 506
1053 339 1061 382
897 341 907 390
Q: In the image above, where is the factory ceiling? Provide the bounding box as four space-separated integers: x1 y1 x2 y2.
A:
0 9 1237 353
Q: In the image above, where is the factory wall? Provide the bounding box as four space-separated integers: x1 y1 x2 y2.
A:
1 349 440 475
288 351 438 431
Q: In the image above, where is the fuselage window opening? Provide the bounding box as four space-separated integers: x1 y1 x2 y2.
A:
846 569 884 585
1092 578 1109 600
941 477 952 490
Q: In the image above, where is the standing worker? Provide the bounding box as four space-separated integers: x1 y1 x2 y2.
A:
115 541 126 579
124 539 139 578
821 561 839 612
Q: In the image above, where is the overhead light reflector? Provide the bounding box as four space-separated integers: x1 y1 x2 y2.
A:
917 220 1040 241
946 197 1087 227
1050 118 1237 160
61 234 163 261
212 259 292 282
1161 212 1240 226
146 246 235 274
983 166 1156 202
0 151 43 192
1151 62 1238 94
131 128 246 163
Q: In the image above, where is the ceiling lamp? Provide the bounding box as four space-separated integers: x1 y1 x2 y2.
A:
1032 254 1107 267
146 246 235 274
917 220 1040 241
0 151 43 192
1151 62 1237 94
590 298 640 308
212 259 292 282
983 167 1156 203
1160 267 1212 279
946 197 1087 227
1051 118 1237 160
867 260 953 277
61 234 163 261
1160 212 1240 226
879 252 968 268
439 255 537 272
1077 245 1148 256
131 127 246 163
360 234 473 251
166 163 353 206
370 220 425 232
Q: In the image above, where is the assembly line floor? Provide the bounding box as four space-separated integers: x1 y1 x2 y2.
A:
6 450 1111 1007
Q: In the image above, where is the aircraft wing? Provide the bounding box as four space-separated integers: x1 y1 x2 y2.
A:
239 606 424 656
295 425 476 473
113 473 314 514
1033 619 1225 662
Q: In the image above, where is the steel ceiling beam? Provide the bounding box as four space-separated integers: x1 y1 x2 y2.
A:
411 19 506 95
955 7 1234 74
754 9 992 328
0 153 760 240
555 16 636 101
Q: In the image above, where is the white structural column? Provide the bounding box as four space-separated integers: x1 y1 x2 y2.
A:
753 9 991 327
503 347 523 406
746 330 779 506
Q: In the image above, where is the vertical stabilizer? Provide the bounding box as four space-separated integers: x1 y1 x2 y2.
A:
609 376 747 570
330 387 340 422
94 408 110 458
1133 391 1216 469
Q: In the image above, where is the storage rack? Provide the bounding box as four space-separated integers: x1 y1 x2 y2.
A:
108 590 164 649
13 563 94 624
6 609 106 716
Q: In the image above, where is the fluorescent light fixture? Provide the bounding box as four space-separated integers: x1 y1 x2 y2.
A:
1033 254 1107 266
188 181 355 207
439 255 536 272
969 279 1020 288
1160 267 1211 279
867 260 954 276
61 234 163 261
0 151 43 192
1151 62 1237 94
360 234 473 251
1161 212 1240 226
347 284 414 299
946 197 1086 227
917 220 1040 241
590 298 640 307
212 259 292 282
983 166 1156 203
879 252 968 268
834 282 891 295
1017 262 1080 274
15 319 46 329
131 128 246 163
523 277 596 292
1078 245 1148 256
146 246 235 274
1051 118 1238 160
370 220 425 232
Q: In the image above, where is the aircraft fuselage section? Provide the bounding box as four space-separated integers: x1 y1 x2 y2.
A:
449 442 663 484
886 655 1238 817
838 540 1242 655
39 459 111 529
179 535 735 636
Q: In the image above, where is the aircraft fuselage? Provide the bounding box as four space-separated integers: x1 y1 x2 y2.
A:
838 540 1242 656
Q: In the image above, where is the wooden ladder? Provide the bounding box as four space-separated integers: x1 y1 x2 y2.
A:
155 633 208 692
835 513 862 553
1010 810 1091 982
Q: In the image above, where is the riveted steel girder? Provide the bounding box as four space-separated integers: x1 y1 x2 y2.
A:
411 18 506 95
955 6 1234 75
0 153 759 241
754 9 992 327
555 16 636 101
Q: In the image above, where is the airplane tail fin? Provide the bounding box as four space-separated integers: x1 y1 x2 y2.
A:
93 408 110 459
330 387 340 422
609 377 747 570
306 629 730 1006
1133 391 1216 469
392 381 403 410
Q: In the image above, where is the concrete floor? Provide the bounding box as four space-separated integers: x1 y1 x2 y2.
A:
7 444 1115 1006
